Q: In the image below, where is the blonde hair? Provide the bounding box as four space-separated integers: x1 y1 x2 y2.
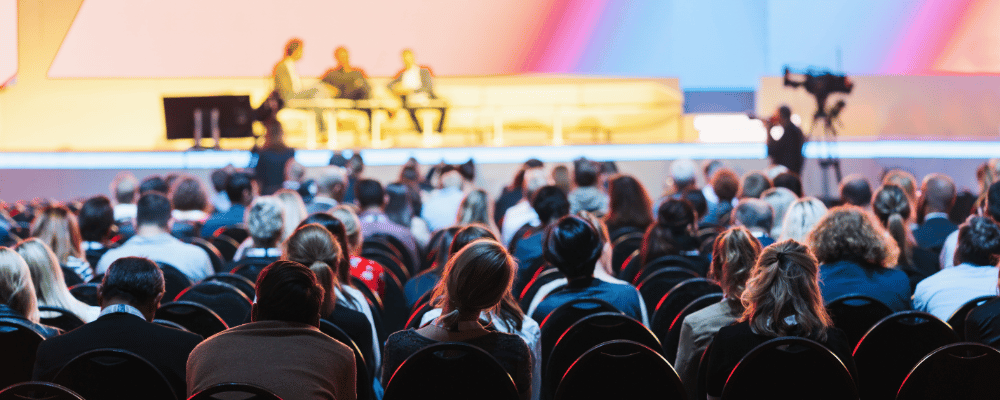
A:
284 224 345 307
330 205 362 252
779 197 828 243
31 205 85 265
15 239 94 320
457 189 493 227
275 189 308 242
0 247 40 323
431 240 516 330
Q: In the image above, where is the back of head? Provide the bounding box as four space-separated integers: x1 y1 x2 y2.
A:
656 198 697 238
872 184 912 264
733 199 774 232
956 216 1000 266
459 159 476 182
284 159 306 183
522 168 549 198
139 176 170 195
299 214 351 283
432 240 515 327
170 176 209 212
808 205 897 268
316 167 348 197
14 239 67 308
883 170 917 202
739 171 772 199
670 159 697 191
31 205 83 263
136 192 172 229
543 216 603 280
254 260 324 325
712 168 740 203
573 160 599 188
247 196 285 246
210 168 230 193
384 182 414 226
920 173 957 214
710 227 761 311
355 179 385 209
79 196 115 242
450 224 499 256
761 187 797 236
605 174 653 229
284 224 342 275
457 189 490 226
682 189 708 221
780 197 828 243
772 172 803 197
839 174 873 207
440 168 464 189
100 257 164 312
741 239 831 341
347 153 364 176
329 206 361 251
988 181 1000 220
225 172 254 205
111 173 139 204
551 165 571 194
531 185 570 224
0 247 39 323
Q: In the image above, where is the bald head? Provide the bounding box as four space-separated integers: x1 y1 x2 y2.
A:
921 173 956 213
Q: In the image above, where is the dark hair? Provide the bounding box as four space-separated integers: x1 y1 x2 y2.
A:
384 183 414 227
169 176 209 212
254 260 324 325
712 168 740 203
459 159 476 182
956 216 1000 267
604 174 654 232
773 172 803 197
100 257 164 307
682 188 708 220
742 239 832 341
355 179 384 209
872 184 914 266
508 159 544 192
987 181 1000 220
139 176 169 195
739 172 772 199
642 199 698 264
531 186 570 224
136 192 171 228
917 174 956 222
210 168 230 192
347 153 364 175
299 213 351 284
573 160 599 187
733 199 774 231
226 172 254 205
450 225 498 256
79 196 114 242
429 226 462 274
544 216 603 280
840 175 873 207
285 38 303 56
779 105 792 120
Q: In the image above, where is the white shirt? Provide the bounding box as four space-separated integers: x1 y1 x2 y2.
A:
501 200 540 246
113 203 137 222
912 263 1000 321
939 230 960 269
400 67 421 91
335 285 381 373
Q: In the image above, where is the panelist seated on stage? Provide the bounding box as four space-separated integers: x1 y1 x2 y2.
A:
387 49 446 132
321 47 371 101
273 38 330 102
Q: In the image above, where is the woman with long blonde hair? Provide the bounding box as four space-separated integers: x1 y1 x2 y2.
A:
0 247 61 337
15 239 101 322
32 205 92 282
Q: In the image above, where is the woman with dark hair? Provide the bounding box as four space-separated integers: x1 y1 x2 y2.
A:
809 205 911 311
638 198 709 276
78 196 117 270
403 226 461 308
706 240 856 400
603 174 654 242
914 216 1000 320
384 182 431 248
872 184 940 290
382 240 532 400
675 226 761 399
169 175 211 239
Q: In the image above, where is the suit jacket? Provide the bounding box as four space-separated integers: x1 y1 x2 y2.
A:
388 66 435 97
32 312 203 397
913 216 958 252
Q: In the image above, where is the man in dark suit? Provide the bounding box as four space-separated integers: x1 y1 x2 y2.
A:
32 257 202 397
913 173 958 253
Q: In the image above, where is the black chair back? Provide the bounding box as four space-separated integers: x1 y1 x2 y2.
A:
721 336 858 400
213 225 249 244
519 268 561 312
155 301 228 339
379 268 410 337
651 278 722 339
182 237 227 273
229 258 277 283
319 320 372 400
405 301 436 329
210 235 241 263
853 311 959 400
383 342 519 400
826 294 894 346
697 339 715 400
153 319 190 332
0 382 84 400
37 306 86 332
660 292 724 362
616 250 641 282
361 248 410 282
68 283 100 307
350 276 383 314
53 348 175 400
610 232 644 275
0 320 44 389
554 340 685 400
633 254 704 285
157 262 193 302
203 273 256 301
949 295 998 340
896 342 1000 400
538 298 621 365
545 312 661 399
175 281 252 327
374 233 417 274
637 267 700 313
188 383 282 400
59 266 83 288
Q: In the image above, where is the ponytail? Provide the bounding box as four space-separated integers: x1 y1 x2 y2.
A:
886 213 913 266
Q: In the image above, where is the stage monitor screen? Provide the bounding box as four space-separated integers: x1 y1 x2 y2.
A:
163 95 254 140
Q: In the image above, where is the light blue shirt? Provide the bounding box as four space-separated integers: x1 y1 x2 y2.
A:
96 233 213 282
421 186 466 232
912 263 1000 321
100 303 146 320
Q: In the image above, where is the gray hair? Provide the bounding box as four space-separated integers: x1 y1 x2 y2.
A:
779 197 828 243
246 196 285 247
733 198 775 232
761 187 798 238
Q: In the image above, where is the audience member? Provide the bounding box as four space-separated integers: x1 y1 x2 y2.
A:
0 247 60 337
914 173 958 253
772 171 803 197
201 171 255 238
551 164 572 195
779 197 828 242
139 175 170 195
495 159 544 228
307 166 348 214
32 257 202 395
456 189 496 233
32 205 92 282
702 168 739 227
187 260 357 400
732 199 776 247
169 175 211 239
97 192 212 281
15 239 99 322
234 196 284 263
511 186 570 277
355 179 420 268
941 181 1000 269
603 174 654 242
403 226 462 308
700 160 725 208
78 196 116 269
299 213 356 290
382 240 532 400
675 227 761 400
385 182 431 248
501 167 549 245
422 165 467 232
341 153 365 204
872 184 940 290
209 167 233 214
760 187 797 239
839 174 873 208
669 159 699 195
706 240 856 399
282 159 306 192
882 169 918 208
110 173 139 223
913 216 1000 320
330 206 386 297
738 171 772 199
568 159 609 217
639 199 709 276
274 189 308 242
252 122 296 196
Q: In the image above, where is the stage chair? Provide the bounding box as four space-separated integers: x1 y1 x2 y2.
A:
853 311 958 400
948 295 998 340
202 273 256 301
155 301 228 339
174 281 252 327
651 278 723 342
68 283 100 307
210 235 241 264
720 337 858 400
181 237 227 274
157 262 193 302
554 340 685 400
213 225 250 244
189 382 282 400
825 294 894 346
896 342 1000 400
0 381 84 400
37 306 86 332
610 231 644 275
520 268 562 314
53 349 175 400
660 292 724 362
538 298 621 366
637 267 702 314
0 320 45 389
319 320 372 400
383 342 518 400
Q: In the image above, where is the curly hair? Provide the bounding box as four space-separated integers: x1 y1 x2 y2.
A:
808 205 899 269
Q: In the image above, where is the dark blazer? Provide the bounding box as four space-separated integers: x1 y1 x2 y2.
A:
32 312 202 396
913 216 958 252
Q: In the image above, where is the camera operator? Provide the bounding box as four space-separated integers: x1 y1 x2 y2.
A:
767 105 805 176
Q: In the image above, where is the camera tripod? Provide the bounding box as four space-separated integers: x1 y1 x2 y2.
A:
808 103 844 199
